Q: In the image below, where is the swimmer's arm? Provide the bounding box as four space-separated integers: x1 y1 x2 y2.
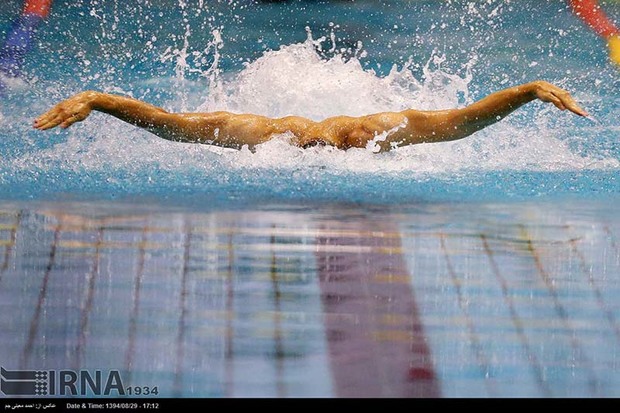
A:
33 91 229 144
404 81 588 143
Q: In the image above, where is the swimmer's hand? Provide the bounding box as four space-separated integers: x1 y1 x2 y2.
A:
33 91 97 130
529 80 589 117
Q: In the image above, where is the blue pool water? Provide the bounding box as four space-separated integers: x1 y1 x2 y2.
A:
0 0 619 205
0 0 619 398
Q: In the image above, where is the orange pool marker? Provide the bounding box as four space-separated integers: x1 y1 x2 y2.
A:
569 0 620 64
22 0 52 18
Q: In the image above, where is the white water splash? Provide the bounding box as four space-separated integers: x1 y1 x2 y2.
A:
199 30 472 119
366 118 409 153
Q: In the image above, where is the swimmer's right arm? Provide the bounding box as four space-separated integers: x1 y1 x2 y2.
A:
33 91 231 144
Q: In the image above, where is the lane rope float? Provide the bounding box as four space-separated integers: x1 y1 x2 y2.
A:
569 0 620 65
0 0 52 92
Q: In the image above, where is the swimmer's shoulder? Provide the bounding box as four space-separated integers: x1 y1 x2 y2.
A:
399 109 447 128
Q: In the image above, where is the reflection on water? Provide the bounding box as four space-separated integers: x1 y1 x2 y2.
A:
0 199 619 397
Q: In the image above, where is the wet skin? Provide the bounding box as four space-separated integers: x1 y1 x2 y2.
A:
34 80 588 152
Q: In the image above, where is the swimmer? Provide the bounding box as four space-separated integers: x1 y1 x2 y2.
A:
34 80 588 152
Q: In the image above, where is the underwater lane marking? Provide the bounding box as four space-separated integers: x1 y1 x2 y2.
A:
20 224 61 369
519 225 602 396
50 221 405 239
270 229 287 397
216 242 403 254
316 223 441 397
603 226 619 255
440 234 498 398
224 231 235 397
173 221 191 398
58 240 165 250
123 227 148 387
0 212 21 282
198 225 404 239
480 234 551 397
567 234 620 345
73 227 104 371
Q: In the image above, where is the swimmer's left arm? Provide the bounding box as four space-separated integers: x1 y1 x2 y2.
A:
403 81 588 143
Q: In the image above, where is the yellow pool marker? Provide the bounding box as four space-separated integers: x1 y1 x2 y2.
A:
608 35 620 65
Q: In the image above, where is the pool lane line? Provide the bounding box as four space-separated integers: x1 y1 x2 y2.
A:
123 226 149 385
270 229 287 398
192 225 404 240
224 232 235 398
173 221 192 398
20 223 60 369
73 226 104 371
479 234 552 397
567 236 620 345
330 237 389 397
519 225 601 396
316 223 440 398
58 239 165 250
439 234 498 398
0 211 22 283
217 242 402 255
